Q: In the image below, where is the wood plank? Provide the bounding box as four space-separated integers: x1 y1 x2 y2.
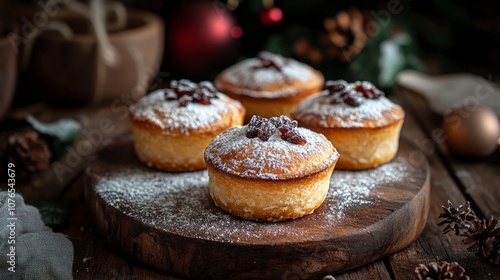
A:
62 179 133 280
133 259 393 280
387 93 500 280
334 261 392 280
132 263 185 280
398 86 500 217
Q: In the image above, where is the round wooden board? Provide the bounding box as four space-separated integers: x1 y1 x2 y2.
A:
85 135 430 280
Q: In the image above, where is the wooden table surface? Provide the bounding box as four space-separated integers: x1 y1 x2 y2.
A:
6 86 500 280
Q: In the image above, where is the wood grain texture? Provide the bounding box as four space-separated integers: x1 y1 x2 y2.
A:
62 180 134 280
398 86 500 217
334 260 391 280
384 90 500 280
84 135 430 279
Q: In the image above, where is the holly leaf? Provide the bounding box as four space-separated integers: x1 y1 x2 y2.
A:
26 115 81 157
34 199 73 225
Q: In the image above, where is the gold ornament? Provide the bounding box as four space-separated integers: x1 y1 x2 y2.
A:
443 105 500 157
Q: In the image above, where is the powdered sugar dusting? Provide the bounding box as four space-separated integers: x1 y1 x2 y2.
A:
129 90 243 135
94 169 306 242
293 91 403 128
325 156 412 220
89 138 426 244
218 57 318 98
204 126 338 180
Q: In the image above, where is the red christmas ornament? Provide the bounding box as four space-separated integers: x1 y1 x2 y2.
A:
168 2 240 77
230 26 243 38
260 7 283 26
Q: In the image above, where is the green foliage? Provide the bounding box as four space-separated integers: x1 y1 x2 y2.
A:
27 115 81 157
262 14 424 90
34 199 73 226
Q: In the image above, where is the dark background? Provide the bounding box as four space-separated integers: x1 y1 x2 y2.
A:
119 0 500 78
4 0 500 104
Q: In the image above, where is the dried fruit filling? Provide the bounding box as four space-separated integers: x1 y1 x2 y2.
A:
255 52 288 71
246 115 306 145
324 80 384 107
164 79 219 107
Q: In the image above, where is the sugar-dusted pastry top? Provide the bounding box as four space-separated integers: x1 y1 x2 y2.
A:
129 80 245 135
204 116 339 180
292 80 405 129
215 52 324 99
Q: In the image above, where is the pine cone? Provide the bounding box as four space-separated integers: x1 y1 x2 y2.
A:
438 200 477 235
462 215 500 265
322 7 372 62
1 131 52 180
414 261 470 280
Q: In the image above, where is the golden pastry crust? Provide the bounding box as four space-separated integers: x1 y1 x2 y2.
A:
129 89 245 171
207 164 335 222
214 52 324 120
301 120 404 170
292 91 405 129
292 86 405 170
204 124 339 221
